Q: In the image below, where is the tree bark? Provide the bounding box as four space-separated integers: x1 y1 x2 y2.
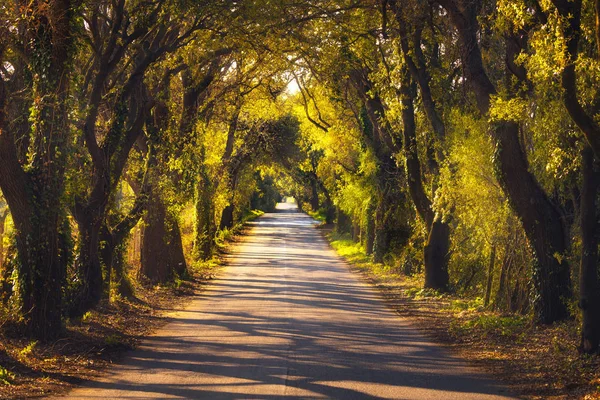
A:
194 165 215 260
0 208 7 270
0 0 76 339
579 146 600 354
141 195 187 283
398 66 450 290
366 200 376 255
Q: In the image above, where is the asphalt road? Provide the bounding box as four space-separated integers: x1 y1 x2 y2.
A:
57 202 514 399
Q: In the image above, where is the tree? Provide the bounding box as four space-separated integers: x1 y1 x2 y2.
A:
0 0 78 340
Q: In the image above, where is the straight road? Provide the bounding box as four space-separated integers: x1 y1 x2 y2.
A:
57 202 514 399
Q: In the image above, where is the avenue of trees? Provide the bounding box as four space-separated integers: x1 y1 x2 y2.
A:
1 0 600 356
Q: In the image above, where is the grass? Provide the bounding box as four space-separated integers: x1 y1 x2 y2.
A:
215 209 264 249
308 208 328 223
324 230 600 399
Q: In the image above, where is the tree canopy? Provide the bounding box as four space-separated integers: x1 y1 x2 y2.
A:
1 0 600 357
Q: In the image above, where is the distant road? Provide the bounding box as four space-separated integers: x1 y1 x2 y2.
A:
57 202 513 399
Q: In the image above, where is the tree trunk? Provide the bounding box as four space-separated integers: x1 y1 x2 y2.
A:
495 253 510 311
439 0 571 323
366 200 376 255
400 66 449 290
194 166 215 260
0 210 6 270
424 221 451 290
310 179 319 211
579 146 600 354
0 0 76 339
373 192 391 263
494 121 571 322
336 208 352 234
70 217 104 317
141 195 187 283
484 244 497 307
220 205 235 230
352 221 361 242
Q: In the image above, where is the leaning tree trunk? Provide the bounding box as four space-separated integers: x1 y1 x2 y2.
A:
579 146 600 354
439 0 571 323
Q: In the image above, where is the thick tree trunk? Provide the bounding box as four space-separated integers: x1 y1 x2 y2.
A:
494 121 570 322
579 146 600 354
141 195 187 283
220 205 235 230
0 0 76 339
400 67 449 291
424 221 450 290
439 0 571 323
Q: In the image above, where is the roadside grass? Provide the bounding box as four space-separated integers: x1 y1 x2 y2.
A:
308 208 327 223
326 231 600 399
0 210 262 399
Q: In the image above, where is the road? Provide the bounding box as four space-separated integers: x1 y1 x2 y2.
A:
57 202 514 399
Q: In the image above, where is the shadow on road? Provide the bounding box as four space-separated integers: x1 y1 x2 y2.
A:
59 204 513 399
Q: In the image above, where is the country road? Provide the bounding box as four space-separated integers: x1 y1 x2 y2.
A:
56 202 514 399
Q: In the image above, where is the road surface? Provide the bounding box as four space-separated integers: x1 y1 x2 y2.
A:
57 202 514 399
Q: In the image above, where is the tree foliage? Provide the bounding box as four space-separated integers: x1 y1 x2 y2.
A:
0 0 599 357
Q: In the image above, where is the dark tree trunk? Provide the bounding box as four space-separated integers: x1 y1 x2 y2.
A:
0 0 76 339
70 217 104 317
400 66 449 291
336 208 352 234
310 179 320 211
366 201 376 255
194 167 215 260
579 146 600 354
373 191 392 263
0 209 6 270
320 184 335 224
141 195 187 283
495 257 508 311
439 0 571 323
220 205 235 230
484 245 497 307
352 221 361 242
98 224 135 299
424 221 451 290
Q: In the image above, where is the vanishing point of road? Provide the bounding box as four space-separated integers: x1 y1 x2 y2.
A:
57 202 514 399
